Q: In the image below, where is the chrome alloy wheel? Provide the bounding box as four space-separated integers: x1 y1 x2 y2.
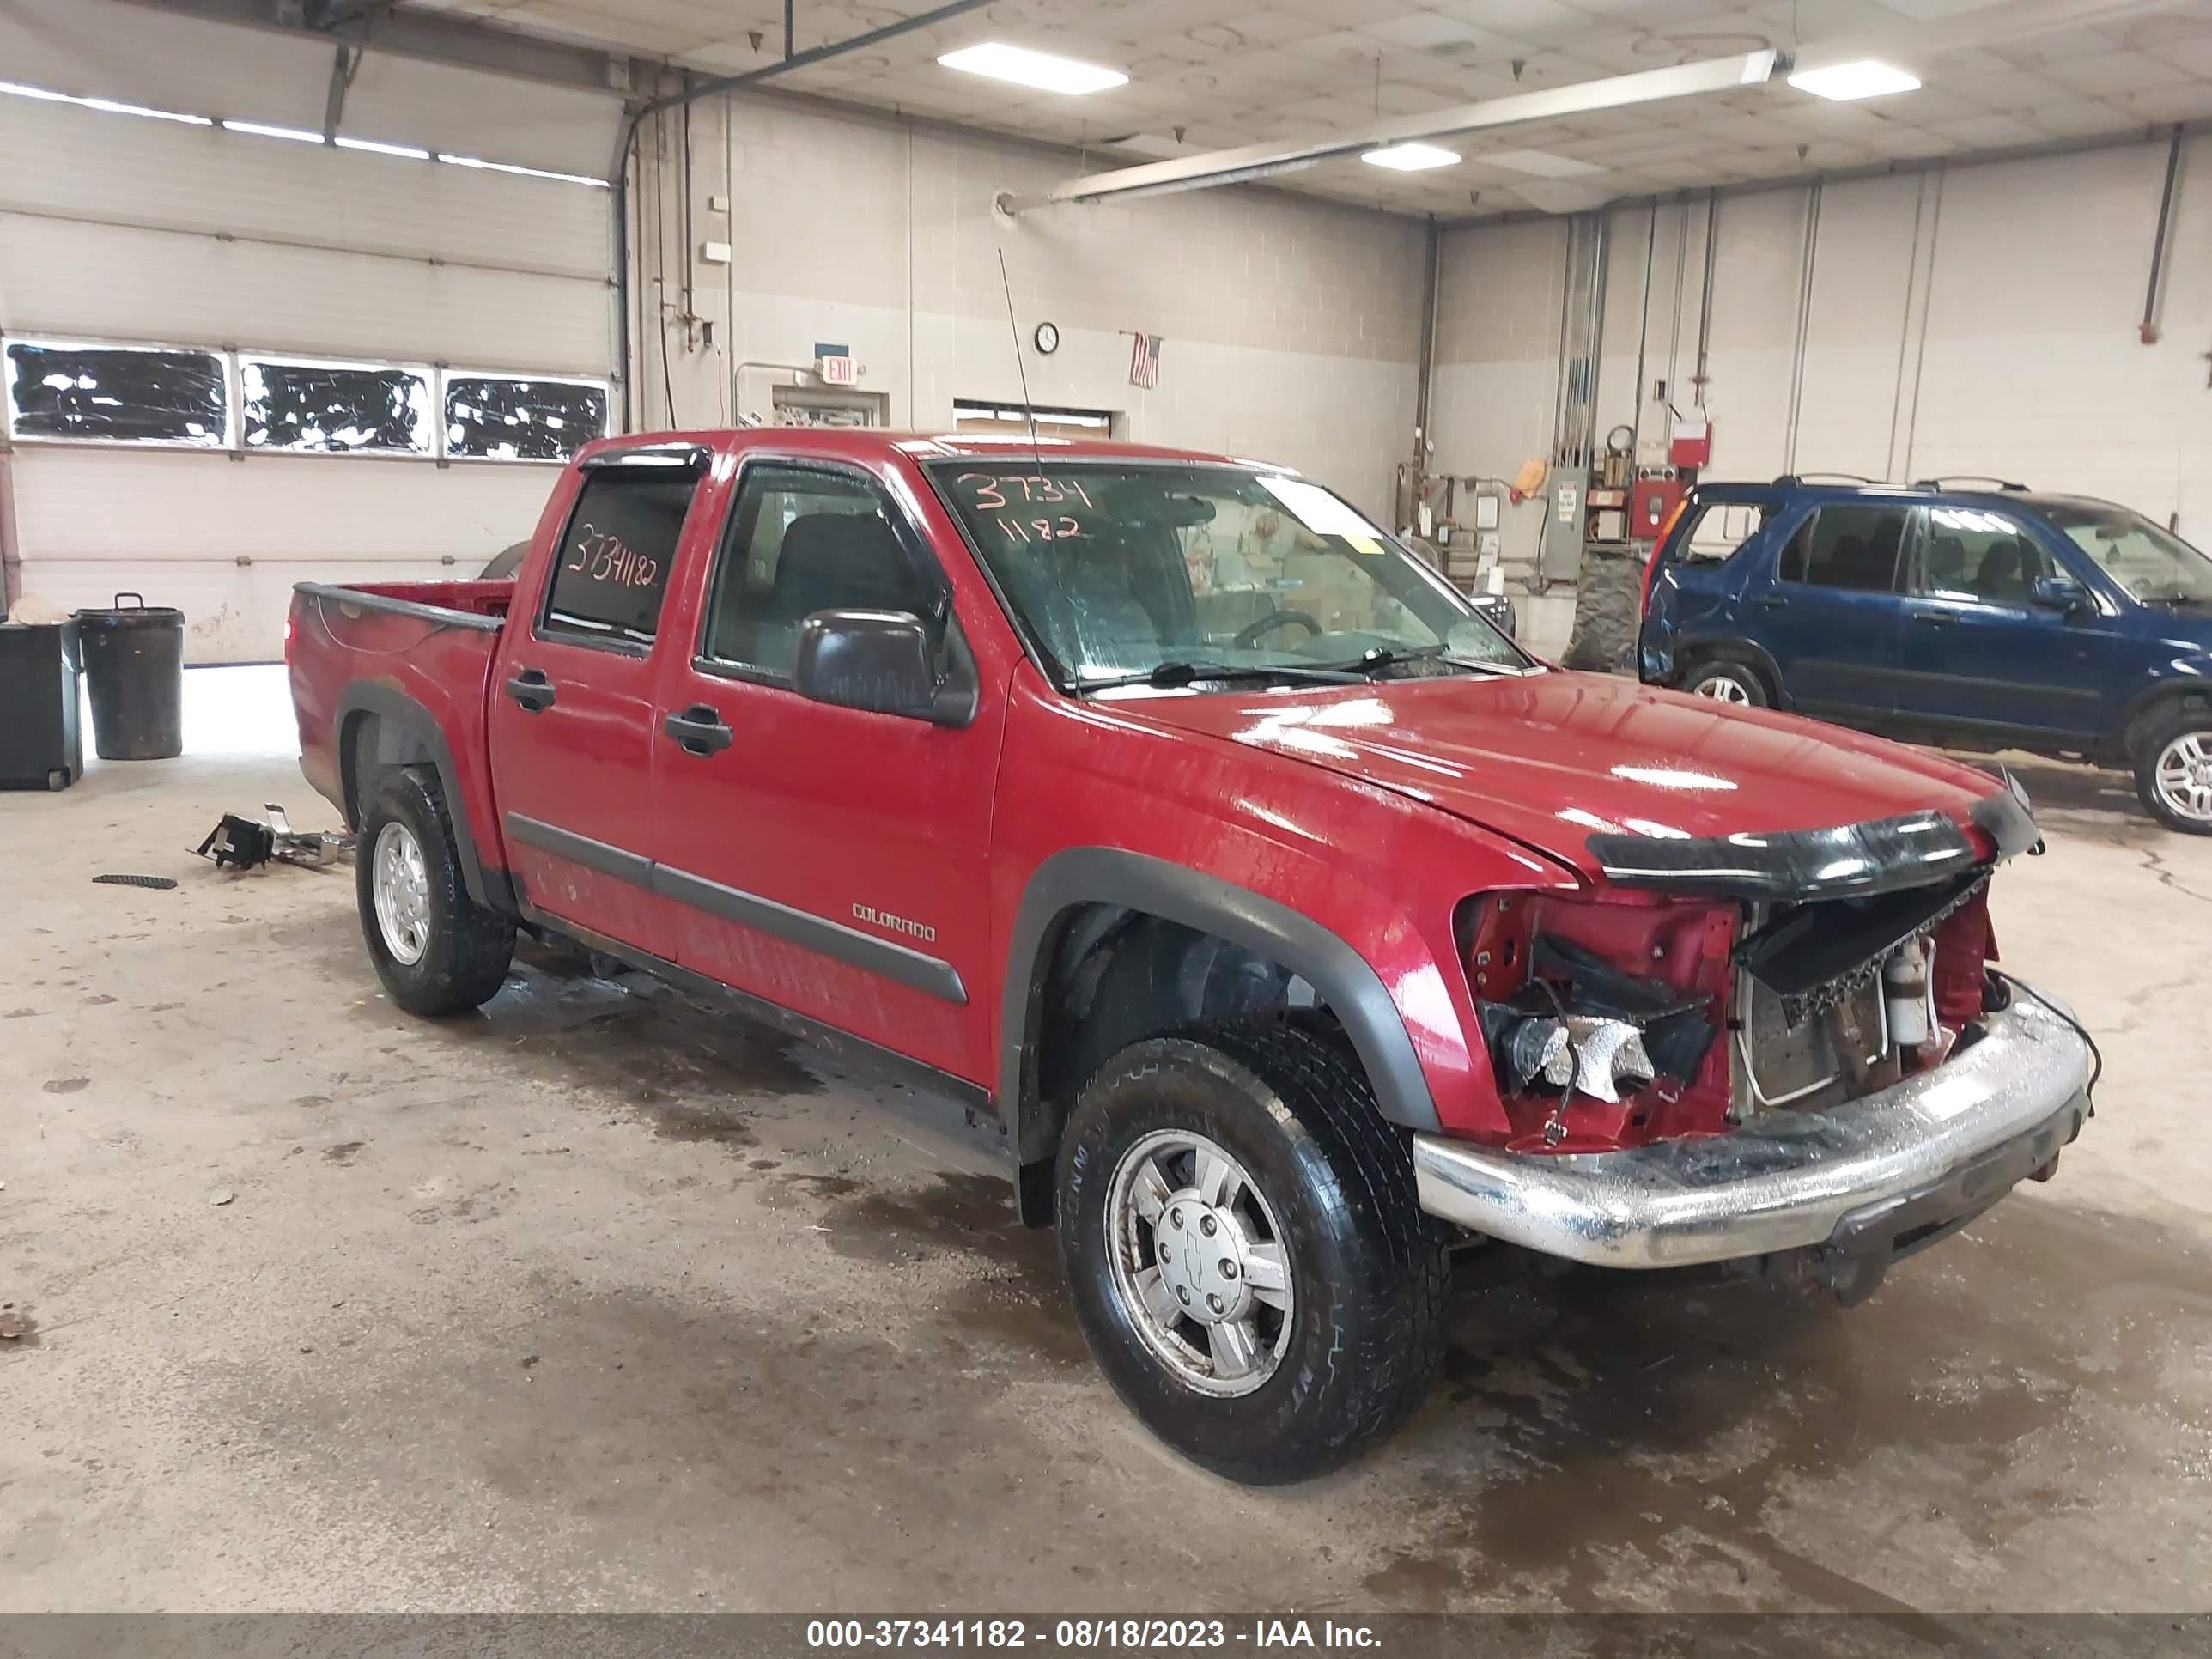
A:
2154 731 2212 825
370 818 432 966
1104 1129 1294 1397
1690 667 1753 703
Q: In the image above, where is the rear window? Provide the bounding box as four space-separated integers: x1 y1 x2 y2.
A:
541 471 694 647
1779 504 1909 592
1676 501 1766 562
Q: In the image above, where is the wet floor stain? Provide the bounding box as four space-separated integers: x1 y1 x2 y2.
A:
817 1171 1088 1369
322 1141 366 1165
1362 1199 2212 1610
40 1079 88 1095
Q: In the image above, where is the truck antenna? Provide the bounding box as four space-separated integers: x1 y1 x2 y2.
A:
995 248 1044 468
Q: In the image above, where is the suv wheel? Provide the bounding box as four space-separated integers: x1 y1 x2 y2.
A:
357 766 517 1013
1683 658 1769 707
1055 1019 1449 1485
2135 704 2212 834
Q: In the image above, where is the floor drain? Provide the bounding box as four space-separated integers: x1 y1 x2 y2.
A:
93 874 178 890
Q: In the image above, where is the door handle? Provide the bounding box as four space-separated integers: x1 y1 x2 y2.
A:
1754 593 1790 611
663 703 733 756
1913 611 1958 627
504 668 556 713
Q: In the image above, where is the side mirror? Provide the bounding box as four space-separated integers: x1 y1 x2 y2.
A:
2029 575 2087 614
793 610 969 725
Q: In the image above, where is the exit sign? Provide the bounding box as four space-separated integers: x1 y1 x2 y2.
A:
817 354 857 386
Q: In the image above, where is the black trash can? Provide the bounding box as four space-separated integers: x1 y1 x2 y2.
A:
74 592 185 761
0 618 83 788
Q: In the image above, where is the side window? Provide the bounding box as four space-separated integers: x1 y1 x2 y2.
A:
1678 501 1766 562
1915 507 2053 605
541 470 693 647
702 464 943 678
1782 505 1910 592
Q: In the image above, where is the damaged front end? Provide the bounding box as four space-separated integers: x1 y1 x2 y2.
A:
1419 781 2094 1298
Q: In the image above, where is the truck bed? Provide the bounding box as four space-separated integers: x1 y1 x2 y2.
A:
288 578 515 842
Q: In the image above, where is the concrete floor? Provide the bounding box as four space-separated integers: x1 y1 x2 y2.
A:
3 668 2208 1613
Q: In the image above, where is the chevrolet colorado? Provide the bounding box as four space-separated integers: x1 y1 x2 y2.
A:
287 429 2095 1484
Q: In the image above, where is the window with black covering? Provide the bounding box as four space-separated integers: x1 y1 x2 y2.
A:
241 357 431 454
1778 505 1911 592
445 374 607 462
542 469 695 647
4 340 227 446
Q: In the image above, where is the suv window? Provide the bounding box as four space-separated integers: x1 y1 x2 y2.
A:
1678 501 1766 562
1779 504 1909 592
702 463 943 678
543 470 692 646
1913 506 2053 605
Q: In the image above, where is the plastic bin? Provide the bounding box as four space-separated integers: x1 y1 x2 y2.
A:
74 592 185 761
0 618 83 788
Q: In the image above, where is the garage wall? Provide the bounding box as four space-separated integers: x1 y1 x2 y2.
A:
1431 132 2212 653
0 0 621 661
628 93 1426 522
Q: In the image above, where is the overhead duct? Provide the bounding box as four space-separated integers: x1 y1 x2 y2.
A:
993 51 1780 216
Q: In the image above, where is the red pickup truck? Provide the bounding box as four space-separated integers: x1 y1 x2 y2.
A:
288 428 2094 1483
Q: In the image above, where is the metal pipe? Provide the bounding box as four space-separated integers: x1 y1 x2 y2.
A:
1413 217 1442 489
1900 168 1948 483
2141 125 2185 343
611 0 996 429
1783 179 1822 474
1693 191 1719 404
994 51 1777 216
1885 172 1931 480
1629 199 1656 459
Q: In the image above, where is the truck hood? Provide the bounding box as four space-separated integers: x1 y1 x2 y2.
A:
1103 670 2003 879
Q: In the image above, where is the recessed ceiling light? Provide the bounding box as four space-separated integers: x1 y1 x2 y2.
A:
938 43 1127 96
1787 60 1921 100
1362 143 1461 172
1480 148 1604 179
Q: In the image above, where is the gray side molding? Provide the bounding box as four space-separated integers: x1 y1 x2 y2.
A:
1000 847 1441 1162
335 681 505 910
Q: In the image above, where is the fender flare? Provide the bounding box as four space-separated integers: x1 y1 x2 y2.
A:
1000 848 1441 1169
335 680 510 912
1673 632 1788 705
2114 670 2212 754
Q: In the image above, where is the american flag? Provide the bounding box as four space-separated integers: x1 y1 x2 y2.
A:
1127 331 1162 389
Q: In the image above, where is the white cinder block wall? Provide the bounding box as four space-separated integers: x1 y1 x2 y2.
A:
1433 135 2212 659
627 93 1426 521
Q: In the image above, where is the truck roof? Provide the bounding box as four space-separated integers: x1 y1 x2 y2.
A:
582 428 1255 470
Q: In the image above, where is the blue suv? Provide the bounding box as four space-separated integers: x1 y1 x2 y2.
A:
1638 475 2212 833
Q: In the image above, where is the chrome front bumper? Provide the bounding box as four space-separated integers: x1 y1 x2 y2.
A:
1412 991 2094 1270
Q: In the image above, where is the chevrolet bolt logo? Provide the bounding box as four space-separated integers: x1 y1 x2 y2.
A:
851 903 937 944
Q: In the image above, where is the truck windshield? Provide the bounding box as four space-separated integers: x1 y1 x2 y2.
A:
2046 503 2212 605
928 459 1527 690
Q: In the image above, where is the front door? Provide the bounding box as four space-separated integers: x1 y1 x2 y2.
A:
1892 506 2112 741
647 455 1006 1086
486 452 706 959
1760 501 1912 720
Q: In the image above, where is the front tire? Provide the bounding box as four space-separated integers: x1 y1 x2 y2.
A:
2135 703 2212 835
356 767 515 1014
1055 1019 1449 1485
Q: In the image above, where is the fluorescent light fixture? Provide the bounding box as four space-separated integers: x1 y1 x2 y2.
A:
1362 142 1460 172
222 118 322 143
1787 60 1921 100
336 135 431 160
436 151 610 188
0 80 210 124
937 42 1127 95
1480 148 1604 179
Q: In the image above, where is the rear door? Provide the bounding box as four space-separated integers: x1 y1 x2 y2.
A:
485 450 706 958
1893 504 2112 740
645 454 1006 1085
1760 501 1913 719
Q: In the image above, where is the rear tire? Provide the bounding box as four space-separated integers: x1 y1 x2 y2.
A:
2133 702 2212 835
356 766 515 1014
1681 653 1771 708
1055 1018 1449 1485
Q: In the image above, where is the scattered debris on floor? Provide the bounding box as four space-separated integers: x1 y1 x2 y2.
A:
92 873 179 890
209 1188 235 1207
197 803 355 872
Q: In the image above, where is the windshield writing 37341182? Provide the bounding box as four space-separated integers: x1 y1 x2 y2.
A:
566 522 660 590
954 472 1099 545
